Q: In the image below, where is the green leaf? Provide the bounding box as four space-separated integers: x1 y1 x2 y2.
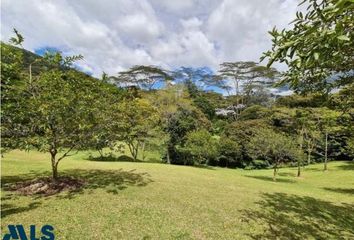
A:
337 35 350 41
314 52 319 61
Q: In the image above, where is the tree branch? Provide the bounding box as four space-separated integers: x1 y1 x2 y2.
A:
57 145 77 162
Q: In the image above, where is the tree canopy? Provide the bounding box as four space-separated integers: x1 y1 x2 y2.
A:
262 0 354 94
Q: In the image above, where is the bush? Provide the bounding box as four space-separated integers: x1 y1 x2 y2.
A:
223 120 270 164
239 105 271 120
217 137 242 168
180 129 218 165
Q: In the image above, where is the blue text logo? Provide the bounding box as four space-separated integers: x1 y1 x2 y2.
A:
2 225 54 240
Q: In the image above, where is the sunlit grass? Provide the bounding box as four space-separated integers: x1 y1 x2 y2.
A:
2 150 354 239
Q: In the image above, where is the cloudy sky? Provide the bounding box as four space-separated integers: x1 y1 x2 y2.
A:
2 0 300 77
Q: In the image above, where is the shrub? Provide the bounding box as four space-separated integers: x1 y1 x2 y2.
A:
180 129 218 165
217 137 242 168
239 105 271 120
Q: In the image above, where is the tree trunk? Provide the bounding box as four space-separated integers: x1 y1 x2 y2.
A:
307 150 311 165
234 79 239 120
127 142 138 161
98 149 104 158
141 141 146 161
297 129 303 177
324 131 328 171
50 150 58 181
273 164 277 181
134 146 138 161
166 146 170 164
29 63 32 85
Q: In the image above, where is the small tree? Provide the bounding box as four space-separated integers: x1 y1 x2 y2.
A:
118 98 160 161
2 31 102 180
318 108 341 171
247 129 299 181
2 68 105 180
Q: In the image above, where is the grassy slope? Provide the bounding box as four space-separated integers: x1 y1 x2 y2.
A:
1 150 354 240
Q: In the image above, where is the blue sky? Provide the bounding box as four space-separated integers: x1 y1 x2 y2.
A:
2 0 300 81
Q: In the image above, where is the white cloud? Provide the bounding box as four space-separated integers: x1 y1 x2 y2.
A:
1 0 301 77
207 0 299 64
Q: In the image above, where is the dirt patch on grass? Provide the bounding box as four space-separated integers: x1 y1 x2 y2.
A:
4 177 85 196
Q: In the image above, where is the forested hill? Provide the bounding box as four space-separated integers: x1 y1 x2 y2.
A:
1 42 96 80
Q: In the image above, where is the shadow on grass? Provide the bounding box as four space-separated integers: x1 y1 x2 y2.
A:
244 175 296 183
324 187 354 195
1 168 153 216
86 154 142 162
63 169 152 194
336 161 354 170
242 193 354 239
278 172 296 177
192 164 215 170
1 201 41 218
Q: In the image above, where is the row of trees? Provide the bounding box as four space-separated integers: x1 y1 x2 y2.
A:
2 0 353 181
2 42 352 181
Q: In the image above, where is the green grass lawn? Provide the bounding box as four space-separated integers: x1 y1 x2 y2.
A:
1 150 354 239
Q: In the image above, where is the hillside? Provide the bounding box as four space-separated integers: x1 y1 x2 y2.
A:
1 42 96 80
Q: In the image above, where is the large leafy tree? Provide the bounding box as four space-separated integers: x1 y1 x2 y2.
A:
263 0 354 94
215 62 278 118
114 65 172 90
216 61 257 99
173 67 216 91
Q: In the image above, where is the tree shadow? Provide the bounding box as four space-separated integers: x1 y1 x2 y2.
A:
1 201 41 218
336 162 354 170
244 175 296 183
278 172 296 177
192 164 215 170
2 168 152 218
87 154 142 162
323 187 354 195
1 168 153 201
241 192 354 239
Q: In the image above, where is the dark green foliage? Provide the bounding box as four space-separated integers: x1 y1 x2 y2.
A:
193 96 215 120
180 129 218 165
224 120 270 165
216 137 242 168
239 105 271 120
247 128 300 180
212 119 229 135
2 67 108 179
185 79 216 120
276 94 328 108
263 0 354 94
165 107 211 165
